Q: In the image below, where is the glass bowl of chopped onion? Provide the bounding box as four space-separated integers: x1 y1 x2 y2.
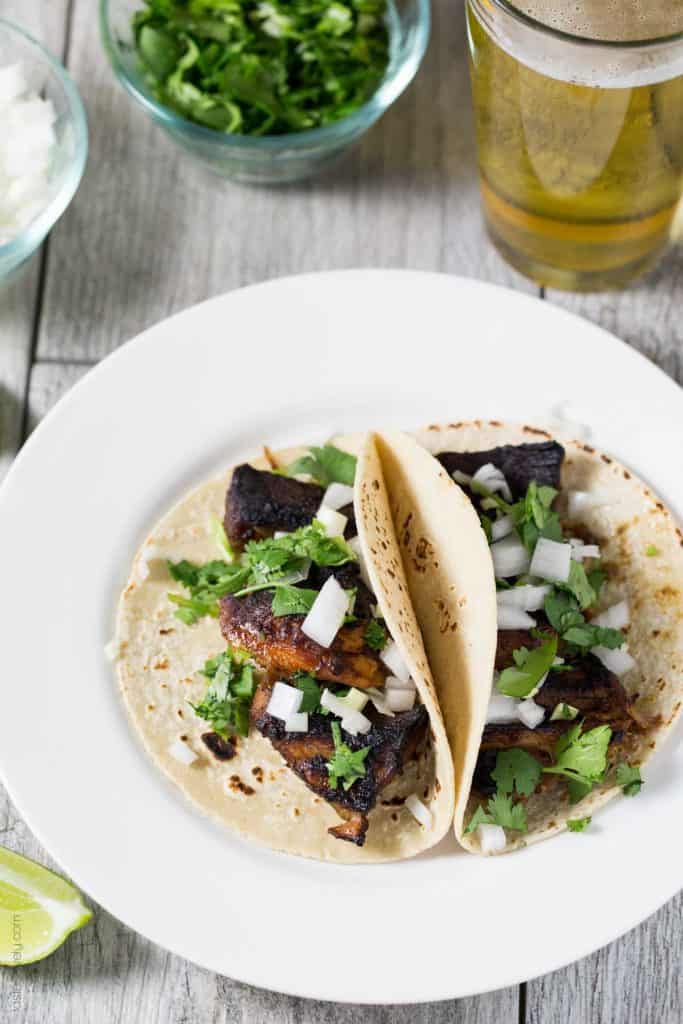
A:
0 19 88 283
101 0 429 185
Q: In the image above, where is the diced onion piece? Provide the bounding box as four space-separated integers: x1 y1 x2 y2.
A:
347 535 373 592
167 739 197 766
380 640 411 682
497 605 536 630
550 702 579 722
316 505 348 537
405 793 432 828
569 538 601 561
321 482 354 510
104 639 120 662
341 687 369 712
591 645 636 676
340 708 372 736
386 688 416 712
284 711 309 732
320 688 353 718
497 584 551 612
491 515 513 541
517 699 545 729
567 490 600 520
452 469 472 486
365 687 395 717
273 530 288 539
486 691 519 724
384 675 416 692
478 823 506 854
266 681 304 722
471 463 513 502
592 600 630 630
491 535 531 579
529 537 572 583
301 576 349 648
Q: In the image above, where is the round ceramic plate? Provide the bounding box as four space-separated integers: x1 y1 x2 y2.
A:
0 271 681 1003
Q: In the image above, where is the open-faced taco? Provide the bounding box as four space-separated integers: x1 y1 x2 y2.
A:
114 438 455 862
373 424 683 854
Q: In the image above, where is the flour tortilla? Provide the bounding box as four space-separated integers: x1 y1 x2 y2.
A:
381 422 683 853
115 441 455 863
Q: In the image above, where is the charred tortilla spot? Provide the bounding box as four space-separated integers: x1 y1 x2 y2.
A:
201 732 236 760
229 775 255 796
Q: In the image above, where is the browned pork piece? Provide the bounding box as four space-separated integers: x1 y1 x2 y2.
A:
437 441 564 498
220 590 386 690
225 464 324 546
250 679 429 845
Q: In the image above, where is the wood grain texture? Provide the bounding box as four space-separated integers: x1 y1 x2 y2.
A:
36 0 531 361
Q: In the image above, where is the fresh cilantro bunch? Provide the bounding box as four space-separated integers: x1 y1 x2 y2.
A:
133 0 390 137
327 721 370 790
190 647 256 736
168 520 356 623
286 444 357 487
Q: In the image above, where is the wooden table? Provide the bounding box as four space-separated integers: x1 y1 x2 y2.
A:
2 2 681 1021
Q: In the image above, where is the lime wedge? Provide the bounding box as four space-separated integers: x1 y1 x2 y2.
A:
0 846 92 966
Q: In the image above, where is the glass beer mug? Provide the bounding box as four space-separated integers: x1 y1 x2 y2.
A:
466 1 683 290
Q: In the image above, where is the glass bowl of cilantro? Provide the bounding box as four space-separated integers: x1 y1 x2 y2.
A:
100 0 429 184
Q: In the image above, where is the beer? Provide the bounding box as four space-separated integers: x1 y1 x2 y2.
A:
467 1 683 290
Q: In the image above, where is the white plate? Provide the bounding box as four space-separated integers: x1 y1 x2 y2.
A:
0 271 681 1004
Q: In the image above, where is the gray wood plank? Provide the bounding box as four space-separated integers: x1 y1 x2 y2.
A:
0 3 70 482
36 0 531 362
0 361 519 1023
527 892 683 1024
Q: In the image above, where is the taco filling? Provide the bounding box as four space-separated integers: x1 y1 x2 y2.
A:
165 445 430 846
438 441 648 848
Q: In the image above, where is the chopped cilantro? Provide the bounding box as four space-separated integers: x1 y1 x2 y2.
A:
616 762 643 796
544 589 623 651
491 748 543 797
464 804 494 834
567 817 591 832
190 648 256 737
507 481 562 552
167 591 221 624
292 672 323 713
543 722 611 795
550 702 579 721
645 544 660 557
497 636 558 698
327 721 370 790
363 618 388 651
465 793 527 834
271 586 319 616
133 0 390 137
287 444 357 487
558 561 597 610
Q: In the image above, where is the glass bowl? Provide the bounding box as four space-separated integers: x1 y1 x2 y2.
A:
0 19 88 283
100 0 430 185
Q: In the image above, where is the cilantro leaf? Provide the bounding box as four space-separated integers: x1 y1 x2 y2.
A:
497 636 558 698
616 762 643 796
567 817 591 832
190 648 256 737
208 514 234 560
292 672 322 713
557 561 596 610
491 749 543 797
544 722 612 793
508 481 561 552
327 721 370 791
271 586 319 616
286 445 357 487
363 619 388 651
544 589 624 651
167 591 220 624
464 803 494 834
487 792 528 832
645 544 660 557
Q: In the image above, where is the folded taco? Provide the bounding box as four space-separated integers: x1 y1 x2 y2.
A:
114 438 454 862
373 424 683 854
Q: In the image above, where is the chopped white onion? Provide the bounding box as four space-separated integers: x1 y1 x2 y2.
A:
491 515 514 541
266 681 303 722
478 823 506 854
452 469 472 486
517 699 546 729
550 702 579 722
284 711 309 732
529 537 572 583
591 645 636 676
365 687 395 716
340 708 372 736
592 600 630 630
341 687 369 712
321 482 354 510
497 584 551 612
486 691 520 724
405 793 432 828
316 505 348 537
380 640 411 682
320 688 350 718
384 675 416 692
471 463 513 502
386 688 416 712
490 535 531 579
104 639 120 662
167 739 198 766
567 490 600 520
301 576 349 647
497 605 537 630
569 538 601 561
347 535 373 592
273 530 288 539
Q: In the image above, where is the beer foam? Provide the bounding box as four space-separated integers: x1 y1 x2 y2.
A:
518 1 683 43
